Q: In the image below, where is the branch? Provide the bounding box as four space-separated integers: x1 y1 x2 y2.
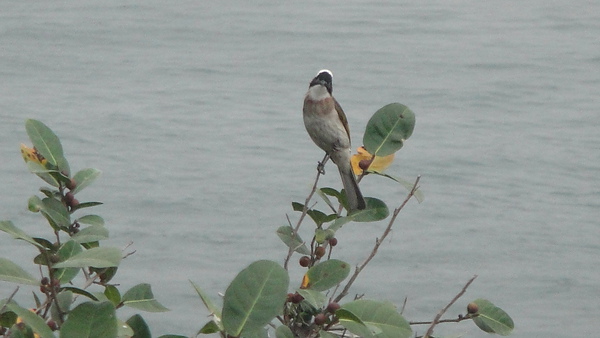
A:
284 154 329 270
0 287 19 313
422 275 478 338
334 175 421 303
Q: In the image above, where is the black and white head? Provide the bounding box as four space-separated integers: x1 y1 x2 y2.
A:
309 69 333 95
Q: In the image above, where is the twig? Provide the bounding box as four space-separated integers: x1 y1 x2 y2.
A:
284 155 329 270
422 274 478 338
0 287 19 313
334 176 421 303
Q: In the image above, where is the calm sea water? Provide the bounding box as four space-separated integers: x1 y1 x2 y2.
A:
1 1 599 337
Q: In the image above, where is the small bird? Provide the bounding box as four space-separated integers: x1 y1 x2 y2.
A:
303 69 366 211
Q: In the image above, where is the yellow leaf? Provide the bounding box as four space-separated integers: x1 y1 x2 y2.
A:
300 274 310 289
351 146 395 175
20 144 47 166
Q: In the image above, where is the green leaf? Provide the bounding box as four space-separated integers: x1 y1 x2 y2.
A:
304 259 350 291
472 299 514 335
40 197 71 230
338 300 412 338
296 289 327 309
126 314 151 338
363 103 416 157
190 280 222 320
53 247 121 269
350 198 389 223
122 283 169 312
72 225 109 244
0 220 44 249
55 240 83 283
222 260 289 336
198 320 221 334
59 301 117 338
50 291 72 324
61 287 99 301
76 215 105 226
314 228 335 244
326 216 353 232
104 285 121 307
6 303 56 338
70 201 103 212
117 320 134 338
0 257 39 285
275 325 294 338
71 168 102 195
28 195 44 212
276 226 311 255
25 119 70 175
157 336 190 338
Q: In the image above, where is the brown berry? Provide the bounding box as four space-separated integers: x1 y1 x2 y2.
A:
66 178 77 190
64 192 75 204
286 293 295 302
315 246 326 259
70 198 80 208
314 313 327 326
326 302 340 313
41 277 50 285
299 256 311 267
467 302 479 314
291 293 304 304
358 159 372 170
47 320 58 331
329 237 338 247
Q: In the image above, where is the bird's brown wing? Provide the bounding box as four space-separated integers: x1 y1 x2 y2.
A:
334 98 351 141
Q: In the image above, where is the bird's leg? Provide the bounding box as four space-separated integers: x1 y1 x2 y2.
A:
317 153 330 175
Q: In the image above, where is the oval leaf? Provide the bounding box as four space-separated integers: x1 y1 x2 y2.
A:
71 168 102 195
122 283 169 312
363 103 416 157
350 198 389 223
339 300 412 338
40 197 71 230
60 301 117 338
0 258 39 285
55 240 83 283
126 314 151 338
25 119 70 175
72 225 109 244
304 259 350 291
276 226 310 255
76 215 105 226
472 299 514 335
222 260 289 336
0 220 44 249
53 247 121 269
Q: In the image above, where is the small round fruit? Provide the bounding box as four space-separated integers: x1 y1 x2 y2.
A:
299 256 311 267
359 159 372 170
314 313 327 326
287 293 295 302
64 192 75 203
326 302 340 313
41 277 49 285
47 320 58 331
66 178 77 190
315 246 326 258
291 293 304 304
467 302 479 314
329 237 338 247
70 198 80 208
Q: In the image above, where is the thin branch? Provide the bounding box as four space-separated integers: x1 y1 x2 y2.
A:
0 287 19 313
334 176 421 303
422 274 478 338
284 155 329 270
410 313 477 325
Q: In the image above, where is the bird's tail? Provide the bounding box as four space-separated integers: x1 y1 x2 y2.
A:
338 163 366 211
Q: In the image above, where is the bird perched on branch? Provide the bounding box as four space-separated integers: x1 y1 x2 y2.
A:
302 69 366 211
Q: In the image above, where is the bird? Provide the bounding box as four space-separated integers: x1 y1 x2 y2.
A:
303 69 366 211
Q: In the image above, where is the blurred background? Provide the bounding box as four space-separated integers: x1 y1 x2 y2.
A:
1 1 598 336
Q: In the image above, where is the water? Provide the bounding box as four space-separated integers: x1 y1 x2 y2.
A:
1 1 599 337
